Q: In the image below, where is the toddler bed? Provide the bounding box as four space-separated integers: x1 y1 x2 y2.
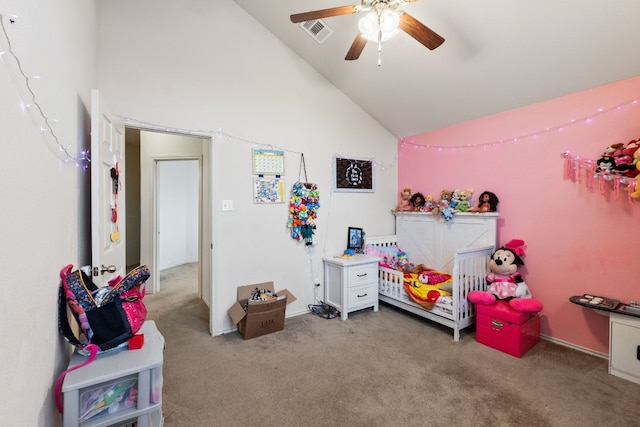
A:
367 212 499 341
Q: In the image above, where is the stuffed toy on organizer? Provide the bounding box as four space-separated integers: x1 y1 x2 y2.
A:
468 239 543 313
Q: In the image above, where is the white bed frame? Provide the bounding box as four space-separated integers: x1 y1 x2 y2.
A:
367 212 499 341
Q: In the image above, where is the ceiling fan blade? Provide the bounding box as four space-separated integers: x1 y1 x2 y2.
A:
399 12 445 50
290 5 359 23
345 33 368 60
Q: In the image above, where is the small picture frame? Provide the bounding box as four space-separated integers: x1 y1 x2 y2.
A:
347 227 364 253
333 156 374 193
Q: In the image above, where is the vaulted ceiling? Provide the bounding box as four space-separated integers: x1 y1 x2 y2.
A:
233 0 640 138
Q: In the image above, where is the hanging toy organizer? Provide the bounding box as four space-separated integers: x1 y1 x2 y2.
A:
288 153 320 245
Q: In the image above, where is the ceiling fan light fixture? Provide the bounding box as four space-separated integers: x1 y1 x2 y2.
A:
379 9 400 33
358 10 399 43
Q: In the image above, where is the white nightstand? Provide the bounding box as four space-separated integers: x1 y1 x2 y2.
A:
322 254 380 320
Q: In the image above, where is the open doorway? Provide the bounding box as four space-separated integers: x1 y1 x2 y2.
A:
156 159 199 293
125 128 212 310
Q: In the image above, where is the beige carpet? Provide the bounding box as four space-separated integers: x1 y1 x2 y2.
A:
146 263 640 427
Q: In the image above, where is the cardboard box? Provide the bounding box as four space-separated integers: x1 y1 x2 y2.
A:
227 281 296 340
476 300 540 358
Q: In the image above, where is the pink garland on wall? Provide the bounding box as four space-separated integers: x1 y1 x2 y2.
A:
561 151 638 204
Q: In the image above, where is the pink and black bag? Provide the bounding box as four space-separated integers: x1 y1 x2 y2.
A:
54 264 150 412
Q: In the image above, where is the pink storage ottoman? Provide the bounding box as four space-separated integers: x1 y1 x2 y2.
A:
475 300 540 358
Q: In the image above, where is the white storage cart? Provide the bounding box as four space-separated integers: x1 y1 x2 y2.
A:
60 320 165 427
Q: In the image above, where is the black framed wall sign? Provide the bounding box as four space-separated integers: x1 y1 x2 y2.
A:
333 156 374 193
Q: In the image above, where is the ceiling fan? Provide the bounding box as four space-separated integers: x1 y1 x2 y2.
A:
290 0 444 65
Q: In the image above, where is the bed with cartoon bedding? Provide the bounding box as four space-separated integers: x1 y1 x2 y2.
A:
366 237 493 341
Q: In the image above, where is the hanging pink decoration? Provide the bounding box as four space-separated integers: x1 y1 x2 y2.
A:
562 151 573 180
562 147 639 205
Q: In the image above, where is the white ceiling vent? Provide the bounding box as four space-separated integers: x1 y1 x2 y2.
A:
299 19 334 44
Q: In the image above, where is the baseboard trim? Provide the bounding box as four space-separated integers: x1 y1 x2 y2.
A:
218 310 611 360
540 334 608 360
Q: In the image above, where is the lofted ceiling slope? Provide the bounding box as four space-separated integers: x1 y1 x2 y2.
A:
233 0 640 138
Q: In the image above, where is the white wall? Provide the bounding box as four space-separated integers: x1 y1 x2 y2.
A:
157 160 199 270
0 0 397 423
96 0 398 335
0 1 97 425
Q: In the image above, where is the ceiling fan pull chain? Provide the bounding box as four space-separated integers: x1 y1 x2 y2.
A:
377 15 383 66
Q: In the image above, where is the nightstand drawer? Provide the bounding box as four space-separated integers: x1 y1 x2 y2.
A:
348 284 376 309
347 265 377 287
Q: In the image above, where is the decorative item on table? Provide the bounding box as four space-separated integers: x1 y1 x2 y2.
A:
347 226 364 254
468 239 542 313
569 294 620 311
469 190 499 212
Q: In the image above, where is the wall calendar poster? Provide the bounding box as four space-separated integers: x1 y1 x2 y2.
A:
254 176 285 204
253 149 285 175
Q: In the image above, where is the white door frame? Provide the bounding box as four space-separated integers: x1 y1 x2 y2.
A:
132 127 214 334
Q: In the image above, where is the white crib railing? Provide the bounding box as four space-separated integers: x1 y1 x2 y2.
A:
367 235 492 341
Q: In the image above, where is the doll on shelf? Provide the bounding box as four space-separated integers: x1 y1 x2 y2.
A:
391 187 413 214
409 192 427 211
456 189 473 212
470 191 499 213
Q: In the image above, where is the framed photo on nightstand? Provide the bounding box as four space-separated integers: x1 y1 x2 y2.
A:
347 226 364 253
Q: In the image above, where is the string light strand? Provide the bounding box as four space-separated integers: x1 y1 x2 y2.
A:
0 13 78 163
119 116 307 156
400 98 640 150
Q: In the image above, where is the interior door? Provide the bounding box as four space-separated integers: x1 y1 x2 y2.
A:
91 89 126 286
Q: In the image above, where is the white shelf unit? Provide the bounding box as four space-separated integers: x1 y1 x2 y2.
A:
61 321 165 427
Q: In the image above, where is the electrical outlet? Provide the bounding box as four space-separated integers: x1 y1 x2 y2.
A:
222 200 233 211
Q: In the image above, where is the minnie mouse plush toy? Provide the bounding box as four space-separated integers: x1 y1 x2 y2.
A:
468 239 543 313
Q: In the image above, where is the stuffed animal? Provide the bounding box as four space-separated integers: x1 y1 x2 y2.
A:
468 239 543 313
396 251 415 272
391 187 413 213
431 189 452 216
602 142 625 156
470 191 499 212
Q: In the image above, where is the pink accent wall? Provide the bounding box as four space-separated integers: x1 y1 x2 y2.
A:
398 76 640 355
